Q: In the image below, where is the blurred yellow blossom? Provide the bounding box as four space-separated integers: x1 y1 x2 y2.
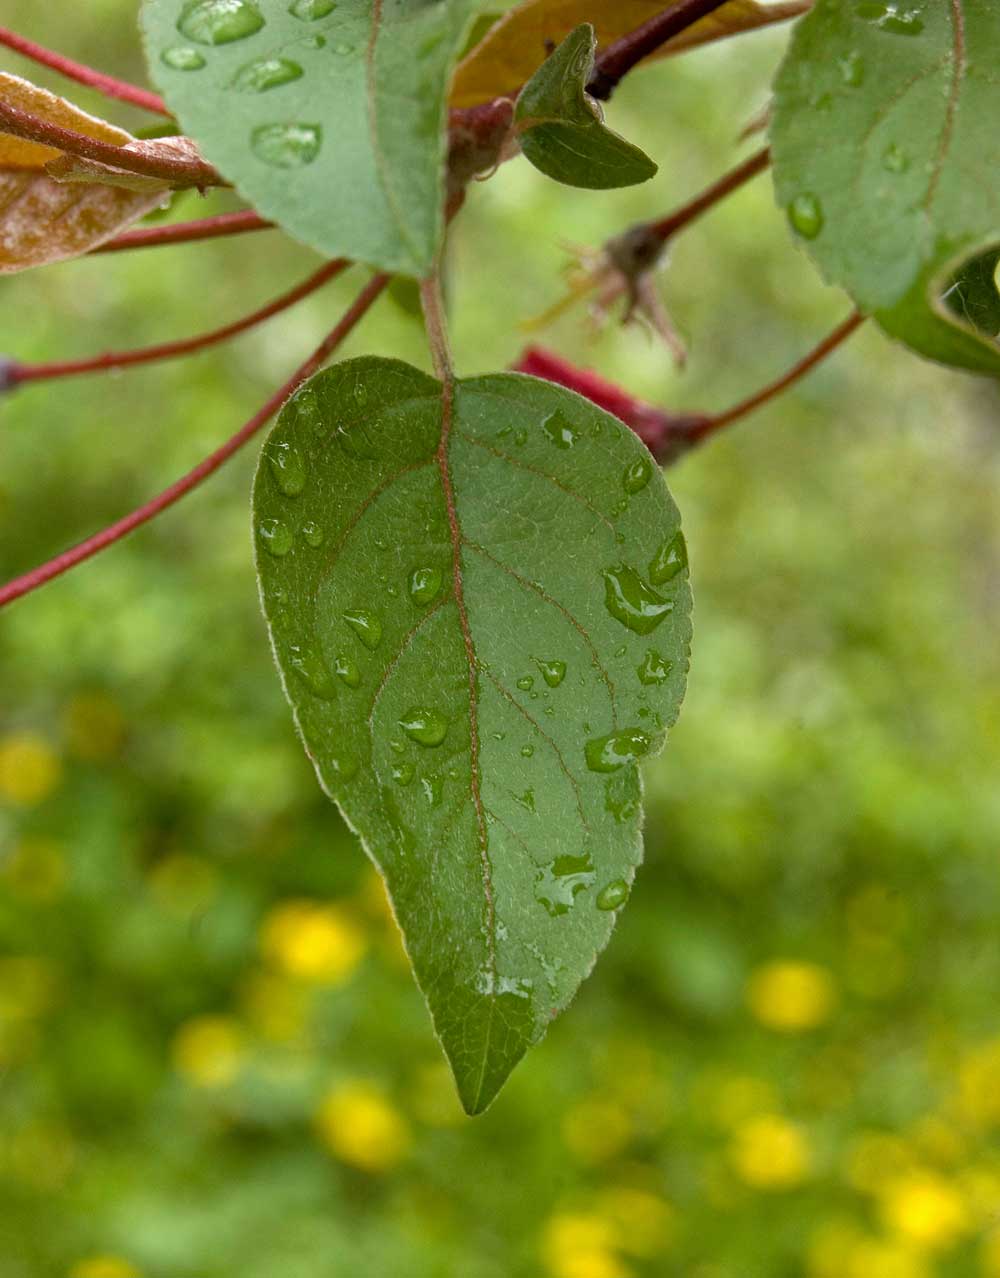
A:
958 1164 1000 1226
0 732 61 806
594 1186 674 1259
693 1070 779 1128
957 1039 1000 1128
540 1212 630 1278
63 692 125 760
729 1114 811 1190
879 1170 969 1251
845 1237 928 1278
981 1228 1000 1277
562 1096 633 1164
844 1130 914 1194
69 1259 141 1278
908 1116 964 1166
260 899 366 984
315 1079 410 1173
807 1217 865 1278
746 960 836 1032
171 1014 246 1087
2 836 66 901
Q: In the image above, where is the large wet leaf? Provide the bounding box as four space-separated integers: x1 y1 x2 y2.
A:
451 0 808 108
141 0 478 276
253 357 691 1112
771 0 1000 375
0 73 166 272
515 25 656 189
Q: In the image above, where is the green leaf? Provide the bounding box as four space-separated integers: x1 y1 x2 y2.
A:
252 357 691 1113
141 0 478 276
514 24 657 190
771 0 1000 375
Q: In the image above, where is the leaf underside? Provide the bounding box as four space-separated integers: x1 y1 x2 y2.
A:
515 24 657 190
252 357 691 1112
771 0 1000 375
141 0 478 276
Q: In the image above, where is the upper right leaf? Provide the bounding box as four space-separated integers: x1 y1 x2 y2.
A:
515 24 657 189
771 0 1000 375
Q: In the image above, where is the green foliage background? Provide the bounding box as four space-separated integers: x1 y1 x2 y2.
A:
2 5 1000 1276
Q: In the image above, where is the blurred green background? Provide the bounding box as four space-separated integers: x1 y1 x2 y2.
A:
3 5 1000 1276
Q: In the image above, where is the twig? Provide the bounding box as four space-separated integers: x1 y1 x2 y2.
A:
6 259 346 386
588 0 732 100
92 210 274 254
649 146 770 243
0 274 390 610
0 98 222 188
0 26 168 115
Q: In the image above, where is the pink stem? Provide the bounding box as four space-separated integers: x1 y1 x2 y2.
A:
92 210 274 254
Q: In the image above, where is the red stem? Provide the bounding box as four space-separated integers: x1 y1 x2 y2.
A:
0 26 168 116
0 98 222 188
8 259 346 385
690 311 865 444
92 210 274 254
0 274 390 610
650 146 770 243
588 0 731 100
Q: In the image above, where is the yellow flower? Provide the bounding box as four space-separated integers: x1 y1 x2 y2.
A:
729 1114 811 1190
562 1097 632 1164
540 1213 631 1278
981 1227 1000 1277
260 899 366 984
315 1079 410 1173
746 960 836 1032
593 1186 674 1259
69 1258 141 1278
2 837 66 901
171 1015 245 1087
879 1171 969 1251
0 733 61 806
63 692 125 760
956 1039 1000 1128
806 1217 865 1278
844 1237 928 1278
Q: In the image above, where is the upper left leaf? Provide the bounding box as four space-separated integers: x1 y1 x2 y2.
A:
0 73 167 272
142 0 479 276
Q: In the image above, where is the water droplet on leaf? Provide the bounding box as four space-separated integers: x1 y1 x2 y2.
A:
838 50 864 85
513 788 536 813
343 609 381 649
534 854 595 916
623 457 653 493
301 520 324 547
649 530 687 585
161 46 206 69
542 411 581 449
408 566 442 606
178 0 265 45
288 644 335 698
399 707 448 748
603 566 673 634
516 675 534 692
392 761 415 786
251 123 321 168
585 727 651 773
596 879 630 911
520 744 534 758
232 56 303 92
334 654 360 688
267 440 306 495
882 143 909 173
258 517 292 556
534 658 566 688
788 193 823 239
289 0 336 17
637 649 672 686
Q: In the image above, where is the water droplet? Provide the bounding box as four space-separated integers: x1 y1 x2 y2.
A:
161 46 206 70
343 610 381 649
585 727 651 773
838 50 864 86
267 440 306 495
288 643 335 698
332 42 354 55
329 752 358 782
334 419 378 459
882 143 909 173
623 457 653 493
649 530 687 585
534 853 595 917
178 0 265 46
596 879 630 911
408 565 442 606
251 123 321 169
399 707 448 748
301 520 324 547
513 788 536 813
788 193 823 239
542 411 581 449
392 761 414 786
516 675 534 692
389 739 404 754
638 650 672 686
232 56 303 92
605 768 640 822
305 33 326 48
520 743 534 758
421 774 443 806
855 2 923 35
603 566 673 635
289 0 336 17
258 517 292 556
334 654 360 688
534 658 566 688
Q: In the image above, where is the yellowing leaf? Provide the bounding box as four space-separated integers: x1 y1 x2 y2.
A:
0 72 166 271
47 136 205 193
451 0 809 107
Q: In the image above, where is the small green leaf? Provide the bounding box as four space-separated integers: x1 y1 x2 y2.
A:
141 0 478 275
771 0 1000 375
253 357 691 1112
514 24 657 190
